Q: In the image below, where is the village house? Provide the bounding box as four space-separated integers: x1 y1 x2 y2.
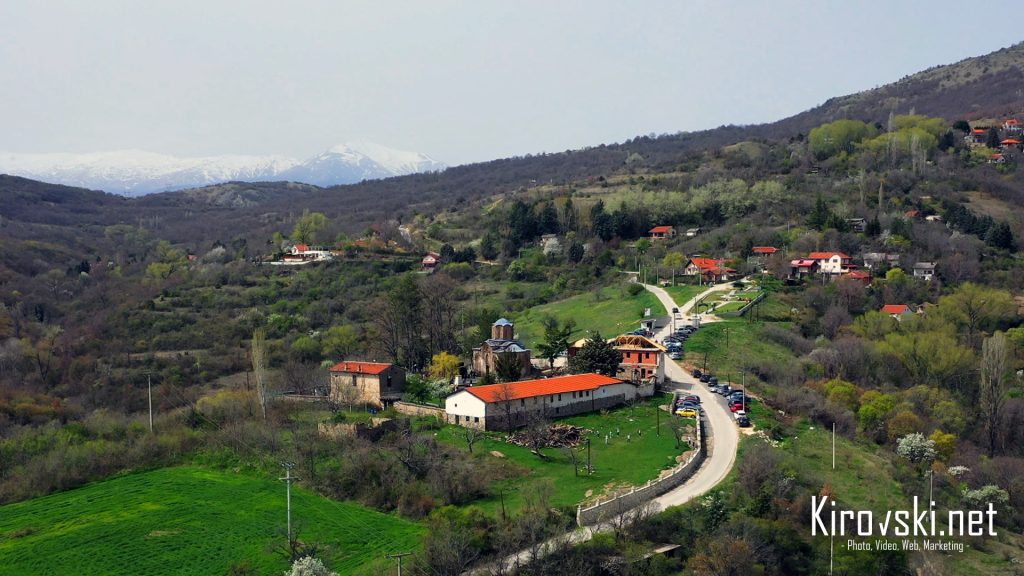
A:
843 270 873 285
912 261 936 281
472 318 532 378
881 304 914 320
282 243 333 263
421 251 441 270
649 225 676 240
609 334 666 384
444 373 648 430
1001 138 1021 150
904 210 921 220
1005 118 1021 133
847 218 867 232
789 259 819 280
808 251 852 275
969 127 989 145
862 252 901 270
567 334 666 384
329 361 406 408
539 234 561 255
748 246 779 272
683 257 735 283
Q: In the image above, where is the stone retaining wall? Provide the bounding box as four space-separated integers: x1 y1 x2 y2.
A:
576 413 706 526
393 401 447 420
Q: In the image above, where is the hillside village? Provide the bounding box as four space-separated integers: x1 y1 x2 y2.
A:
7 47 1024 574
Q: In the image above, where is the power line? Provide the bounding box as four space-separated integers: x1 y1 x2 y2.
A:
279 462 299 546
386 552 412 576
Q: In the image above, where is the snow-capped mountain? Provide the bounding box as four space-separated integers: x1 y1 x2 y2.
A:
0 142 445 196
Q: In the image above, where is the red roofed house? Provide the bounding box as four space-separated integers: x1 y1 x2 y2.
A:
752 246 778 255
422 251 441 269
683 257 735 282
329 361 406 408
970 128 989 145
881 304 913 319
649 225 676 240
789 259 818 279
444 373 645 430
843 270 873 286
1000 139 1021 148
808 252 852 275
1004 119 1021 133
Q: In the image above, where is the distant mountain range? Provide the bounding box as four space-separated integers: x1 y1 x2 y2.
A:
0 141 446 196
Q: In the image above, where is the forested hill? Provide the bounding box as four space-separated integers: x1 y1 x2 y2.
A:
4 41 1024 252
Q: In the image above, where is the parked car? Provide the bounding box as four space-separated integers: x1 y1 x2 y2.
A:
669 352 682 360
708 376 719 386
699 374 711 383
733 409 747 420
718 384 732 395
736 414 751 427
681 394 700 404
692 368 703 378
675 406 700 418
672 307 679 313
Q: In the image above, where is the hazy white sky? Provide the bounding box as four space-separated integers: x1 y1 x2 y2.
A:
2 1 1021 165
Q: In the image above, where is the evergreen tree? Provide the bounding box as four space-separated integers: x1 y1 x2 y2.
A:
808 193 830 231
536 317 575 368
986 127 1001 150
480 230 499 260
985 222 1015 250
539 201 559 234
866 215 881 237
567 332 621 376
567 241 585 264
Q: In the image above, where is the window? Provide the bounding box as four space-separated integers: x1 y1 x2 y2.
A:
521 399 525 406
351 375 357 387
474 417 479 423
556 407 560 414
572 392 576 399
558 394 562 401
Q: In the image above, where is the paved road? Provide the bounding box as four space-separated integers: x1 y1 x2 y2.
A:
465 283 740 575
642 282 740 509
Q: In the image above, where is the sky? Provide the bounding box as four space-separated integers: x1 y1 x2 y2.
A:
1 1 1022 166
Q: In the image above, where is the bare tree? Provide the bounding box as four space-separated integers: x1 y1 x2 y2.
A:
251 328 269 420
522 412 551 461
464 427 481 454
562 444 582 476
494 382 518 431
980 331 1009 457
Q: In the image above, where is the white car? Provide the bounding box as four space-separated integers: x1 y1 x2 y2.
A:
733 410 747 420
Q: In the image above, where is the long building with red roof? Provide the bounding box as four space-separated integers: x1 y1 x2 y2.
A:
444 373 648 430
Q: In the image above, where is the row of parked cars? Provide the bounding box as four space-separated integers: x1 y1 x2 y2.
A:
673 392 702 418
690 367 751 427
664 324 698 361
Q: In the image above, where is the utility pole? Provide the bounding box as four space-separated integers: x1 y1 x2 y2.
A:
147 372 154 433
386 552 412 576
586 437 592 473
279 462 299 546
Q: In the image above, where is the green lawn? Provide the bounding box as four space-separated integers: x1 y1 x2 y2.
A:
434 394 688 516
663 285 705 309
0 467 422 576
713 301 748 314
512 285 666 349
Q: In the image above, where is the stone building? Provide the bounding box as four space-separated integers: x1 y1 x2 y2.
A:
328 361 405 408
472 318 532 378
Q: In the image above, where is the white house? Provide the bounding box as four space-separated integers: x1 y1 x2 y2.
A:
808 251 852 275
912 262 936 281
444 373 644 431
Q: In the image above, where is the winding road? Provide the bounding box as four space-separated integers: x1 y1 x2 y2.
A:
465 282 740 574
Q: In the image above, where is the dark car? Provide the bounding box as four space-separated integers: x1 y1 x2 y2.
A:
699 374 711 383
718 384 732 395
692 368 703 378
708 376 719 386
672 307 679 313
736 415 751 427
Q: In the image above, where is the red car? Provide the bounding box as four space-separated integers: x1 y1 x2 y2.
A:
729 401 745 412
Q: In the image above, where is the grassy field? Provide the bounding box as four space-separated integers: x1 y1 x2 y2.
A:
434 393 688 516
663 284 705 309
512 284 666 348
0 467 421 576
682 318 796 384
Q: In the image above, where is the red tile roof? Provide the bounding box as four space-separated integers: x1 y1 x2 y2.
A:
1006 119 1020 126
462 373 623 403
808 252 850 260
791 259 817 266
881 304 910 315
905 210 921 218
329 361 392 375
752 246 778 254
294 243 310 252
973 128 988 134
1001 139 1020 145
845 270 872 280
649 225 673 234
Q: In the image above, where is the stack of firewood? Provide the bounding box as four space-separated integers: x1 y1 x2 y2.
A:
505 424 588 448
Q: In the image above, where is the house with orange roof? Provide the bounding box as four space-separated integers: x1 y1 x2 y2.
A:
789 258 819 279
1004 118 1021 133
808 251 851 275
683 257 735 282
843 270 873 285
329 361 405 408
881 304 914 319
649 225 676 240
444 373 643 430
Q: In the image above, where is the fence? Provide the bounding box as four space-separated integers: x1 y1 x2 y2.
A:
719 291 767 318
576 412 706 526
